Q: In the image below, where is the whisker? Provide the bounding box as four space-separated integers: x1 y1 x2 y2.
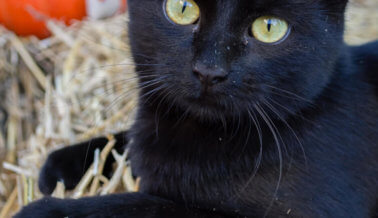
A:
265 96 296 115
61 69 155 91
172 105 191 129
89 75 165 106
264 84 313 104
237 107 264 194
254 103 283 218
104 76 169 113
263 99 308 166
79 73 157 96
267 97 316 125
153 84 176 138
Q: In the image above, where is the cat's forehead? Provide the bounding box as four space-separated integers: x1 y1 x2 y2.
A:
196 0 318 8
128 0 347 25
193 0 328 18
187 0 329 26
129 0 347 15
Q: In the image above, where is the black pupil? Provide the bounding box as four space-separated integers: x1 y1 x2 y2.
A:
267 19 272 32
182 1 188 13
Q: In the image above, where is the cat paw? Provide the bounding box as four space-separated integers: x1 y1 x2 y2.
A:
38 133 128 195
38 145 90 195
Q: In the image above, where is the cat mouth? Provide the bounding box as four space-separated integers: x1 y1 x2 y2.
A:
175 84 236 116
184 93 227 111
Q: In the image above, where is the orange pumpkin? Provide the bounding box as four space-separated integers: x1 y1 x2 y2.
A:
0 0 86 38
0 9 3 24
120 0 127 14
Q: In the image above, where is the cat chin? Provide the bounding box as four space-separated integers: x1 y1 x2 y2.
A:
174 95 302 125
173 97 247 123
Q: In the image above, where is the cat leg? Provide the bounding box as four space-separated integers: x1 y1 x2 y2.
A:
38 132 128 195
15 193 234 218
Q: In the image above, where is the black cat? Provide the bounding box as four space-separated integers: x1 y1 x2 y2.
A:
16 0 378 217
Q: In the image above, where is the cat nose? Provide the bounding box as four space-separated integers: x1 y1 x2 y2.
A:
193 63 228 86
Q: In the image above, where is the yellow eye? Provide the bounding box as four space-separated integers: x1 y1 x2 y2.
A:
251 16 289 44
165 0 200 25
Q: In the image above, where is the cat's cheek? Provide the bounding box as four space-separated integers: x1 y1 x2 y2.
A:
242 35 297 61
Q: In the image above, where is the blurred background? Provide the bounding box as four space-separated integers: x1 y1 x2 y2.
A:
0 0 377 217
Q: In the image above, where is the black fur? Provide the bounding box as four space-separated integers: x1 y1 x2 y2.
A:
37 132 128 195
16 0 378 217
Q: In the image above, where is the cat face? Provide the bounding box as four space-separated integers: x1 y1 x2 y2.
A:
128 0 348 121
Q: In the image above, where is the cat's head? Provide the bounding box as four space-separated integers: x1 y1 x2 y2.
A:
128 0 348 122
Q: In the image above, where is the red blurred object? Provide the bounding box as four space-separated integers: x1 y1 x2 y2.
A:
0 8 3 23
0 0 127 39
0 0 86 38
120 0 127 13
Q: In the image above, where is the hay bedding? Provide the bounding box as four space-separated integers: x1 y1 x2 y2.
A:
0 15 139 217
0 1 377 217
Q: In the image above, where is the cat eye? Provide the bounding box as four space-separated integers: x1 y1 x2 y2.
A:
165 0 200 25
251 16 289 44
